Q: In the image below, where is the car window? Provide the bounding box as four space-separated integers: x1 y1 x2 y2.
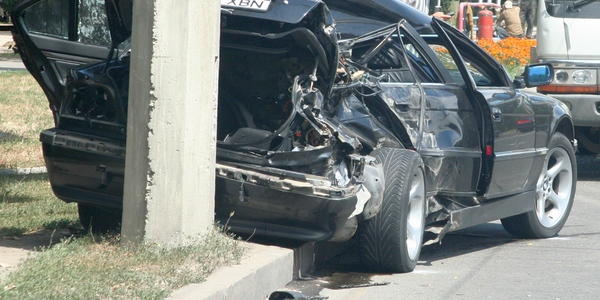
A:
356 41 417 83
22 0 69 39
350 36 441 84
453 50 497 87
77 0 111 45
428 22 510 88
428 42 500 87
401 38 441 83
22 0 111 46
429 44 466 86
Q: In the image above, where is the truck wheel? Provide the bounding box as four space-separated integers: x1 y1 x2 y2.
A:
78 203 122 233
501 132 576 238
358 148 426 273
575 126 600 154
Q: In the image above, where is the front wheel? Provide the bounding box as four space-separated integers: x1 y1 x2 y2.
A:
358 148 426 273
501 132 576 238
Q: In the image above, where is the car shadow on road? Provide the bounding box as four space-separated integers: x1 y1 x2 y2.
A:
576 153 600 181
286 222 520 295
308 222 517 275
418 222 517 266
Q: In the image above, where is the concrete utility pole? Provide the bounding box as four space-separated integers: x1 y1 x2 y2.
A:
121 0 220 246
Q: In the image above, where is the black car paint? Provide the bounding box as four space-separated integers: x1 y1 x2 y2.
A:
12 0 573 242
324 0 433 37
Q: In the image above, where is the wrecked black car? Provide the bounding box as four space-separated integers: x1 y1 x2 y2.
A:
12 0 576 273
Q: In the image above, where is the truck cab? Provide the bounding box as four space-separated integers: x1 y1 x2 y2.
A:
535 0 600 153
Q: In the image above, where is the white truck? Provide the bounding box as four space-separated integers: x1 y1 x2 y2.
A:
535 0 600 153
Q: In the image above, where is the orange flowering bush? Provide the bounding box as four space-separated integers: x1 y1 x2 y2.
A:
477 37 537 68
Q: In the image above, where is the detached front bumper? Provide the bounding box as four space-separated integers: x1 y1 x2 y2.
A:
215 162 369 242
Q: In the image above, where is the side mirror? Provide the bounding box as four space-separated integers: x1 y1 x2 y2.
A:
548 3 560 16
522 63 554 87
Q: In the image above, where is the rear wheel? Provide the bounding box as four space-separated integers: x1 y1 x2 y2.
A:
78 203 122 233
358 148 426 273
501 132 576 238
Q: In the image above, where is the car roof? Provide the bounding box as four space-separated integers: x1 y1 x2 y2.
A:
106 0 434 45
107 0 327 41
324 0 434 37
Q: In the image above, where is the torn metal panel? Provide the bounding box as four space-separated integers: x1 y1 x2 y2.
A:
215 162 356 197
436 191 536 242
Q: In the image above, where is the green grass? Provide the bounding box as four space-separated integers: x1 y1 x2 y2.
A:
0 172 246 299
0 173 246 300
0 174 79 237
0 229 245 300
0 70 52 169
0 62 246 300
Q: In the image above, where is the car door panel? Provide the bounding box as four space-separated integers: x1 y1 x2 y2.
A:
31 34 109 81
12 0 111 117
420 84 482 194
396 23 485 196
431 19 537 199
427 21 495 196
478 88 536 196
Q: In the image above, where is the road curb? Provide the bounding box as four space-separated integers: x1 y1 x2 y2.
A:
0 167 47 176
168 243 294 300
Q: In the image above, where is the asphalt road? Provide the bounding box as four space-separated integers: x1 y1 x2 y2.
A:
286 153 600 300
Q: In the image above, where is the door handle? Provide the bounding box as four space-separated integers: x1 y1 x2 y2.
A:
492 107 502 122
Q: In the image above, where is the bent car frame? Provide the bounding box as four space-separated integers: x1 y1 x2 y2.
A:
12 0 577 273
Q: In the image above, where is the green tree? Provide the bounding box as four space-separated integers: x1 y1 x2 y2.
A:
0 0 21 14
429 0 460 15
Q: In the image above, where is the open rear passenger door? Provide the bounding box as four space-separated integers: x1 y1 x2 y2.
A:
12 0 115 121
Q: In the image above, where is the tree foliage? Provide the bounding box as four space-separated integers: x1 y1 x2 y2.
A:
0 0 22 14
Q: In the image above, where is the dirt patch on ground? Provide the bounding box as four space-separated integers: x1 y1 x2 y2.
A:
0 229 72 282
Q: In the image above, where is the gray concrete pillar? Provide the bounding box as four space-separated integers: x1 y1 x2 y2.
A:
121 0 220 245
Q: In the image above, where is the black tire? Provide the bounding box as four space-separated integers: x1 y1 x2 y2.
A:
78 203 122 233
358 148 426 273
575 126 600 154
501 132 576 238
